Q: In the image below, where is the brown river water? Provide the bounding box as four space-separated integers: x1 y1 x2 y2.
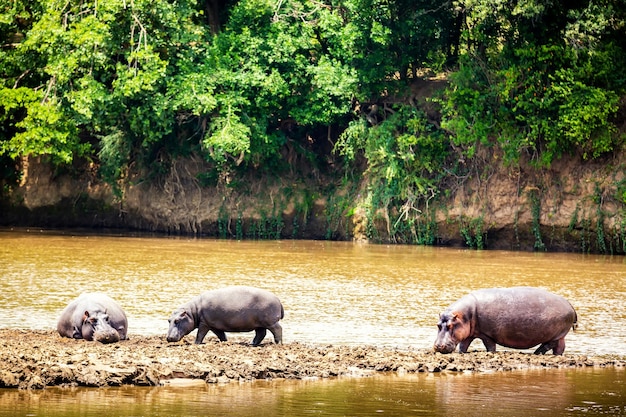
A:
1 229 625 415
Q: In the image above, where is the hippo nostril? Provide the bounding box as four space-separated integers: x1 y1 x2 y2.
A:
434 344 448 353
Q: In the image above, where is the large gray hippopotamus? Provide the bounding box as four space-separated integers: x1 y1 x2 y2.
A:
57 292 128 344
434 287 577 355
166 286 284 345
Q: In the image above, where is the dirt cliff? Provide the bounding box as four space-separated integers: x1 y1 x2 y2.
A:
435 147 626 252
2 146 625 253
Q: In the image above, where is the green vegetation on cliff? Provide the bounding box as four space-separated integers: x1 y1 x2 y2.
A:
1 0 626 250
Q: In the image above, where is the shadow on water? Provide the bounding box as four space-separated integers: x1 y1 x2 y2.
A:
0 368 624 416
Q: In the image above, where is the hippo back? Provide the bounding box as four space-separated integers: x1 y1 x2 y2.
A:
57 293 128 341
198 286 284 331
472 287 576 349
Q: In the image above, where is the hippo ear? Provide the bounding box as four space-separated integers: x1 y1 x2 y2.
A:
82 311 91 322
452 312 465 322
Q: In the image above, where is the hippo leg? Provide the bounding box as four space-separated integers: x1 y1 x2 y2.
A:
458 337 476 353
194 326 212 344
211 330 227 342
534 342 551 355
534 339 565 355
251 328 267 346
479 336 497 352
267 323 283 344
72 326 82 339
116 326 127 340
553 338 566 355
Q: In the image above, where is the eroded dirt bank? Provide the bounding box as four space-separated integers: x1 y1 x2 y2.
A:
1 329 624 390
3 150 626 253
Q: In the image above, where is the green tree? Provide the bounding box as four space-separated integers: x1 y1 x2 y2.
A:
440 0 625 166
2 0 625 224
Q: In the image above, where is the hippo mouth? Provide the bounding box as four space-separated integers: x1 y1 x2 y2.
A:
93 329 121 344
433 343 457 354
166 331 184 343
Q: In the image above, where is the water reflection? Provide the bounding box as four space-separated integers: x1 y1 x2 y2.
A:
0 368 623 416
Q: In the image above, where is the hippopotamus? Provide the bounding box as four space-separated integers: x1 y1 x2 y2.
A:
434 287 577 355
166 286 284 345
57 292 128 344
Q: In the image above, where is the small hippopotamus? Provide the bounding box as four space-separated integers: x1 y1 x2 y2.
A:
57 292 128 344
434 287 577 355
167 286 284 345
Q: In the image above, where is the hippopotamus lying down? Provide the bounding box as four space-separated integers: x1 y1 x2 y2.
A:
434 287 577 355
167 286 284 345
57 292 128 344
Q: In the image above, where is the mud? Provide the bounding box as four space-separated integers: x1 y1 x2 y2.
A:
1 329 624 390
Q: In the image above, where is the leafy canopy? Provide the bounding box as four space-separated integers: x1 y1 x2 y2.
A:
0 0 624 234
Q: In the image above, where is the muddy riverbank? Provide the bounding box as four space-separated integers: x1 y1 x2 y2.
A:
1 329 624 390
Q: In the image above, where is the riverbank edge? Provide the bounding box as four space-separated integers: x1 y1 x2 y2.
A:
3 149 626 253
1 330 624 390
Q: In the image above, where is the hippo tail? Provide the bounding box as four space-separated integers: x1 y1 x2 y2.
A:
572 309 578 331
280 303 285 320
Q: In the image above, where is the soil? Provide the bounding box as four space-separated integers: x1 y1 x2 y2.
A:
3 145 626 253
1 329 624 390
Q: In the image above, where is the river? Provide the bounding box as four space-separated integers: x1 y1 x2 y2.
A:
0 229 625 415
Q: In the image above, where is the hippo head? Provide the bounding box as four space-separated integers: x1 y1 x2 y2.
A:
82 310 120 344
167 309 195 342
433 311 472 354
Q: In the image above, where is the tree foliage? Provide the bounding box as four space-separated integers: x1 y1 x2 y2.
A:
440 0 626 166
1 0 461 178
1 0 625 237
